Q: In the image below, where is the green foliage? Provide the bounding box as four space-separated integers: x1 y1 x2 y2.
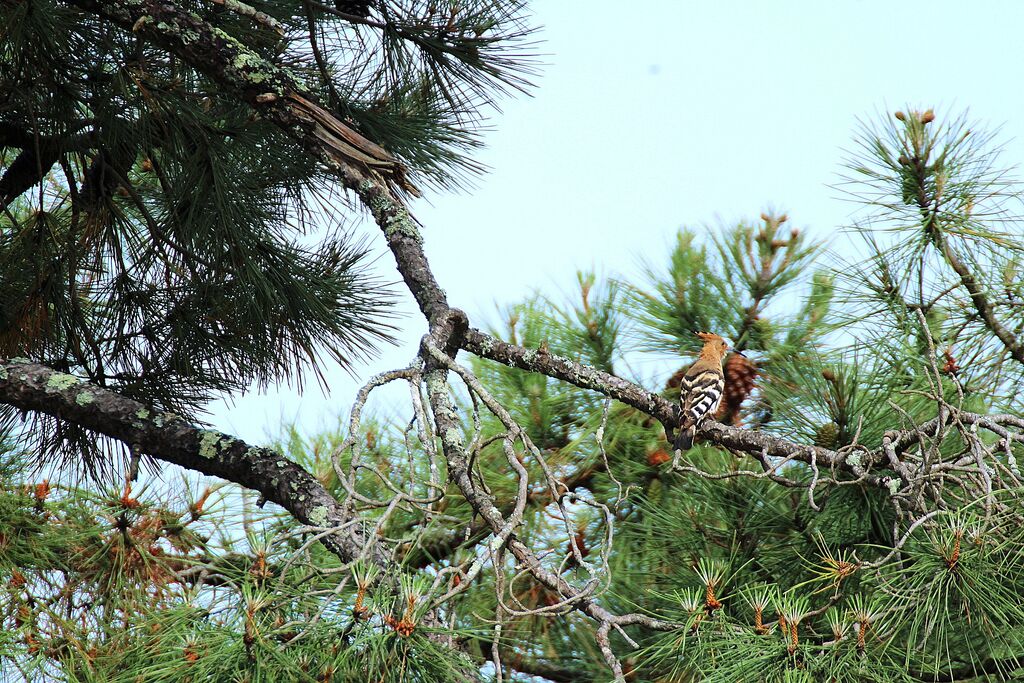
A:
628 215 828 359
0 446 481 682
837 108 1024 394
436 118 1024 679
0 0 537 472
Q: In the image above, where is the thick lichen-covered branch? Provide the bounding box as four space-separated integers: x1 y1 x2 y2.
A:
0 358 375 566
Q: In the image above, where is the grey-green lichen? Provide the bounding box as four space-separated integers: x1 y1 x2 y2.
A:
886 477 901 496
198 430 222 459
443 426 466 450
846 452 862 469
198 431 239 459
387 212 419 240
364 190 422 242
209 27 285 90
46 373 80 392
308 505 329 527
154 412 183 428
210 26 246 50
0 367 7 381
233 53 269 82
136 408 150 420
425 373 451 398
75 392 95 406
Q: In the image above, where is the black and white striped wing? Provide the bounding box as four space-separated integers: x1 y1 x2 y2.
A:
680 368 725 425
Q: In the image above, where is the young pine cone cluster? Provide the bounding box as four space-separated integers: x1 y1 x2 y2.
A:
714 352 758 425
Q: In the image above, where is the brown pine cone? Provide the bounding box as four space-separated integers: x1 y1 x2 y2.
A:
715 352 758 425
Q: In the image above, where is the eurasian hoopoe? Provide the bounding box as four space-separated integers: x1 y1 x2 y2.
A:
674 332 729 451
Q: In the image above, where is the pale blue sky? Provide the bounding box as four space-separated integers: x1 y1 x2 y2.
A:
210 1 1024 444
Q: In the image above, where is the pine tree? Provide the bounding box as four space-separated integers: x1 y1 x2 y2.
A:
2 1 1024 681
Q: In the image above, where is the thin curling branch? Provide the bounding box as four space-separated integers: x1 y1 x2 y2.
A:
419 330 677 661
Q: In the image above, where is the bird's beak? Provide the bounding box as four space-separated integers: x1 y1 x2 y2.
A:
733 349 746 357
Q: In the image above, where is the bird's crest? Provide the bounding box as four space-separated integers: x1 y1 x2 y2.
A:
695 332 724 344
694 332 729 361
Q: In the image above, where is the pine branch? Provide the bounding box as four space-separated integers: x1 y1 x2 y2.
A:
898 117 1024 367
461 327 863 474
0 358 377 566
931 229 1024 366
0 145 61 209
845 109 1024 370
61 0 417 195
0 121 96 209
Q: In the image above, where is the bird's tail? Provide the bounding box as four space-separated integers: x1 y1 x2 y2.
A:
674 425 695 451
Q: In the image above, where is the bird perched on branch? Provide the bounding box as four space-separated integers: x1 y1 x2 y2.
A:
674 332 729 452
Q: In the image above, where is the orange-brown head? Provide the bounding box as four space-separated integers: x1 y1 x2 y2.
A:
695 332 729 362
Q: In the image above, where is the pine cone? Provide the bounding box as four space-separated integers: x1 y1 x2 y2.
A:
814 422 839 449
715 352 757 425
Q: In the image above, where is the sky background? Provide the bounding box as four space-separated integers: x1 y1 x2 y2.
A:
209 0 1024 446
